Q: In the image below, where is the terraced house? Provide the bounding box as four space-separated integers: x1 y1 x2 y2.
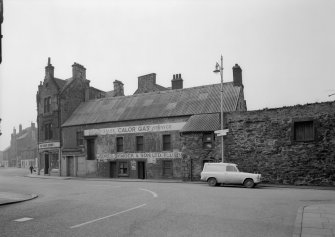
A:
61 65 246 180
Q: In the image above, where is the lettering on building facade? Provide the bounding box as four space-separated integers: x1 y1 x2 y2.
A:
96 152 182 164
38 142 60 149
84 122 186 136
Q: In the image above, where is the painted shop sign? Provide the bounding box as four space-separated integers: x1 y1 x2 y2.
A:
38 142 60 149
84 122 186 136
96 152 182 164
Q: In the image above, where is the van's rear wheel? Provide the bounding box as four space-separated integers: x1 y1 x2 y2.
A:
208 178 217 187
244 179 255 188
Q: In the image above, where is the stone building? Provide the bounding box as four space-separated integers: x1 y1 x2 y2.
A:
2 147 9 167
3 123 37 167
224 101 335 186
60 65 246 179
36 58 105 175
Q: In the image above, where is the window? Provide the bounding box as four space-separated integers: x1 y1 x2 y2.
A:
162 135 171 151
44 97 51 113
44 123 53 140
136 136 144 151
226 165 238 172
76 131 84 146
86 138 95 160
294 121 314 142
119 162 128 175
116 137 123 152
203 133 214 149
163 160 173 176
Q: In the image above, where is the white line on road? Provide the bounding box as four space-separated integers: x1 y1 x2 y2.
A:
139 188 158 198
14 217 34 222
70 204 147 229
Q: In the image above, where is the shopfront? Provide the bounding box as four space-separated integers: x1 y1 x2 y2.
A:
38 142 61 175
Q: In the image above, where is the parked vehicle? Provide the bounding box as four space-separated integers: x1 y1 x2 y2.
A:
200 163 261 188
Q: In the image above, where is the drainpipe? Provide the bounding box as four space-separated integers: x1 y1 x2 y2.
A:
58 93 62 176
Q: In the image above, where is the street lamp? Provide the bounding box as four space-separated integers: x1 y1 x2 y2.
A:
213 55 224 163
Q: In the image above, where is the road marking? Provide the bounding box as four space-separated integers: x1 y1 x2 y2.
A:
70 204 147 229
139 188 158 198
14 217 33 222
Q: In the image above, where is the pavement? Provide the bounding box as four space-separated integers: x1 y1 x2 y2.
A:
1 173 334 236
293 204 335 237
0 191 38 206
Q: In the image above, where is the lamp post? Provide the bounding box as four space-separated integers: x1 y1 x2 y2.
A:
213 55 224 163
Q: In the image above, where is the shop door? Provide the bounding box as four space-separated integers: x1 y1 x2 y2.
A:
138 161 145 179
110 162 117 178
45 154 49 174
67 156 75 176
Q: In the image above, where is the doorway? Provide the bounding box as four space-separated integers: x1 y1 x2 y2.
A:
44 153 49 174
67 156 75 176
110 161 117 178
138 161 145 179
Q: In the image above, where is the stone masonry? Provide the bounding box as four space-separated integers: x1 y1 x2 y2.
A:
225 101 335 186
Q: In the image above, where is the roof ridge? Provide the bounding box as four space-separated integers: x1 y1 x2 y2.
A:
91 82 234 102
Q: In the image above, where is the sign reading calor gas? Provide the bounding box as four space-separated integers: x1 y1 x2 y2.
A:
84 122 186 136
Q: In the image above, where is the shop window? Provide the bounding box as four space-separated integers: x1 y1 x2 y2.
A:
76 131 84 146
294 121 314 142
136 136 144 152
116 137 124 152
119 162 128 175
163 160 173 176
86 138 95 160
44 97 51 113
162 134 171 151
44 123 53 140
203 133 214 149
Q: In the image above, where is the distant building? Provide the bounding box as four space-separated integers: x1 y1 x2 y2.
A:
2 147 9 167
36 58 105 175
61 65 246 179
3 123 37 168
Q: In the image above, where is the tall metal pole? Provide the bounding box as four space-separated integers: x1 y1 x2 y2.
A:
220 55 224 163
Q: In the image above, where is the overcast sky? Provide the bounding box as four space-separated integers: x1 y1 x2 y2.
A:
0 0 334 150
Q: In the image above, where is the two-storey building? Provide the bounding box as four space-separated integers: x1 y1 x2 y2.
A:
60 65 247 180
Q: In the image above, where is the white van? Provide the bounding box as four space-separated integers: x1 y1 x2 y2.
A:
200 163 261 188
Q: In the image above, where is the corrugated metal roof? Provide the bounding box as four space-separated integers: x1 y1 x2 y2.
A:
181 113 221 132
62 82 241 127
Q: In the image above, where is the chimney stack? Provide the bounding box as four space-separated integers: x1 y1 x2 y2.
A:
171 73 183 90
113 80 124 97
233 64 243 87
137 73 156 93
72 62 86 79
31 122 35 129
45 57 54 79
19 124 22 133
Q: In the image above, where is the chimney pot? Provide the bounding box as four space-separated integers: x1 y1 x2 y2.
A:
171 73 183 90
45 57 54 79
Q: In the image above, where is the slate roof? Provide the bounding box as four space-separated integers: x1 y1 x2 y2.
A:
62 81 242 127
52 77 104 95
53 78 67 89
180 113 221 132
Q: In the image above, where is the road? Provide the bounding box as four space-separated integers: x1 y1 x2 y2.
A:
0 168 334 237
